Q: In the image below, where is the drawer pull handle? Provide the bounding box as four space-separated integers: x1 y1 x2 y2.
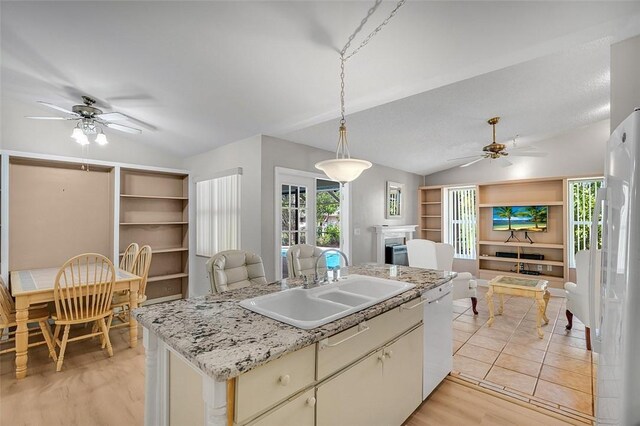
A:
306 396 316 407
278 374 290 386
400 298 428 311
319 322 369 350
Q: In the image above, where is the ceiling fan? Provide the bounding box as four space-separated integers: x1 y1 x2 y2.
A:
26 96 142 145
448 117 547 168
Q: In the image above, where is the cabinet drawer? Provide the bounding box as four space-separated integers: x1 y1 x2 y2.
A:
248 389 315 426
316 296 422 380
235 345 315 424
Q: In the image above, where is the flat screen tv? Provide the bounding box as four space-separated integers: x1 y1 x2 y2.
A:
492 206 548 232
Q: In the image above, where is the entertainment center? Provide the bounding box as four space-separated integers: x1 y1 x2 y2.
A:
419 177 568 290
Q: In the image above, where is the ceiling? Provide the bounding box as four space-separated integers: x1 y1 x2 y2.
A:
2 1 640 174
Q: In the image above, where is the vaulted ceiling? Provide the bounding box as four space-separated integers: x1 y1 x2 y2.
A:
2 1 640 174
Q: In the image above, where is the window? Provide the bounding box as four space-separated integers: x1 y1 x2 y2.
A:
445 186 477 259
196 171 241 257
568 178 603 267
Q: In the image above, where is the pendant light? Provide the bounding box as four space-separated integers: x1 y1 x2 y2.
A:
315 0 406 184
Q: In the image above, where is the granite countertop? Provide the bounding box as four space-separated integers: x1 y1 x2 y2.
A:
133 264 455 382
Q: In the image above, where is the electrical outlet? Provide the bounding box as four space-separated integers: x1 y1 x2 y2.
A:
547 265 553 272
537 265 543 272
354 227 361 236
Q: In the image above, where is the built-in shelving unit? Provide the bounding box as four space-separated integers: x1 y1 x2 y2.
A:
418 185 443 242
476 178 567 288
119 169 189 303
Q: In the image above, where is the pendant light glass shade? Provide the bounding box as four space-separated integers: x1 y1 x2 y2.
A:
315 122 372 184
315 158 372 184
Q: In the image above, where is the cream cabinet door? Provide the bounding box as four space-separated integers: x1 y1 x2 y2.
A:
250 389 315 426
316 349 385 426
379 325 424 426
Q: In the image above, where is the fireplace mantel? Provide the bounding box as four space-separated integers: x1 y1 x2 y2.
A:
373 225 418 264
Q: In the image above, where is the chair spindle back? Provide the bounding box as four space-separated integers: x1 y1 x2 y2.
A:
132 245 152 298
0 277 14 325
54 254 116 322
120 243 139 273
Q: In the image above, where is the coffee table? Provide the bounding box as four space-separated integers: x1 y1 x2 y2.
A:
486 275 550 338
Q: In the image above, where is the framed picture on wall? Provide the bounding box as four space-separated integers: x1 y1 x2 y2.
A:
386 181 404 219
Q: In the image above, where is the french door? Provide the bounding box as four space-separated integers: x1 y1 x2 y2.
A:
276 169 348 280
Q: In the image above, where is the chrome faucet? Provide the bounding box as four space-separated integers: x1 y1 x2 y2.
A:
313 248 349 284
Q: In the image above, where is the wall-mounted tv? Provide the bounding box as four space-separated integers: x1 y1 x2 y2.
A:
492 206 548 232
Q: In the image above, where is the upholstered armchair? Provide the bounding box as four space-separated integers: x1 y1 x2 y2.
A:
407 239 478 314
286 244 326 278
564 249 601 350
206 250 268 294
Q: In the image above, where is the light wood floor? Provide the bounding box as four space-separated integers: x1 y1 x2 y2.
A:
0 327 144 426
404 378 579 426
1 326 581 426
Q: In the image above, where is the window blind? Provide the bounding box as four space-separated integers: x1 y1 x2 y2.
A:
196 172 241 257
446 186 477 259
568 178 603 268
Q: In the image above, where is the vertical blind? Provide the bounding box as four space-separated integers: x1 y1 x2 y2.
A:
196 172 241 257
446 186 477 259
568 178 603 267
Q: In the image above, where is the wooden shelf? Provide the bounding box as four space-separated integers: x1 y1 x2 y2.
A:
479 255 563 267
120 222 188 226
478 201 563 207
421 202 441 205
421 215 441 218
478 240 564 249
148 272 189 283
121 194 188 200
119 169 189 302
421 228 442 232
119 247 187 256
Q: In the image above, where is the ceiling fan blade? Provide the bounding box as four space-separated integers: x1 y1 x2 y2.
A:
25 116 68 120
448 155 483 162
460 157 485 168
105 122 142 134
36 101 75 115
96 112 129 121
509 152 548 157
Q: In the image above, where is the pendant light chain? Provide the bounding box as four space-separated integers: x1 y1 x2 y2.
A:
316 0 405 183
340 0 407 62
336 0 406 159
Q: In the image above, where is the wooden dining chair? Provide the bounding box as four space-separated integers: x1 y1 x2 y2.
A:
52 253 116 372
120 243 139 273
107 245 152 331
0 278 56 359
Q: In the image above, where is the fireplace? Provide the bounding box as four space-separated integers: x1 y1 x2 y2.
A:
373 225 418 264
385 244 408 266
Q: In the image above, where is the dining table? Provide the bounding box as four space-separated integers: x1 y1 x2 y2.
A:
9 266 142 379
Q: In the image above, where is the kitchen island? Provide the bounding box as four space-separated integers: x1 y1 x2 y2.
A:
134 264 455 426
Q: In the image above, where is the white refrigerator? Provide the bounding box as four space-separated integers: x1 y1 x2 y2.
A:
591 108 640 425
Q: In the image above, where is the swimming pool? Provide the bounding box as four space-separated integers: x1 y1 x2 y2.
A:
281 247 342 269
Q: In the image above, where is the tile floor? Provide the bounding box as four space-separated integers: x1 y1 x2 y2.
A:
451 286 596 421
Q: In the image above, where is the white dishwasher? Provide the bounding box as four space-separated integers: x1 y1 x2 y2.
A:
422 280 453 399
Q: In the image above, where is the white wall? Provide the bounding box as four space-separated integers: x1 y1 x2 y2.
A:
184 135 262 296
260 135 422 282
424 120 608 186
611 34 640 131
1 99 183 169
349 163 422 267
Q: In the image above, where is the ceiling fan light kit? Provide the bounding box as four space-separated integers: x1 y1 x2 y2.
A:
26 95 142 148
315 0 406 184
448 116 547 168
